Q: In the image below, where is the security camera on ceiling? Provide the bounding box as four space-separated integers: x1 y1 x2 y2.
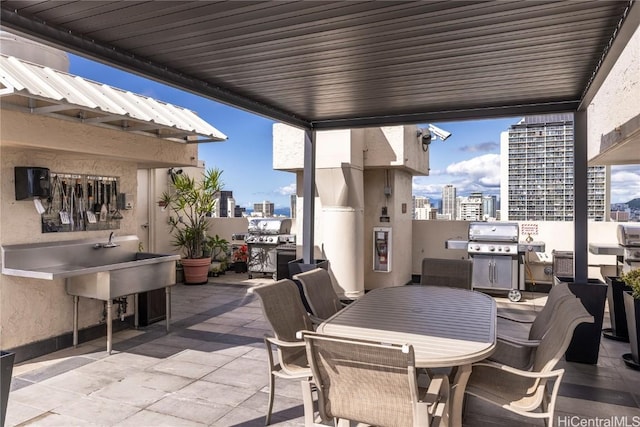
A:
417 124 452 151
427 124 452 141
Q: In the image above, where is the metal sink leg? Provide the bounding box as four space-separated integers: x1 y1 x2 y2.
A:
106 299 112 354
73 295 79 347
166 286 171 332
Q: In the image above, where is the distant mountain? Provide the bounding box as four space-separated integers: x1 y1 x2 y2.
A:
628 198 640 209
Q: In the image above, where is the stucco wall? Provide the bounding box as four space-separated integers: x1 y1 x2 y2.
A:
0 147 138 349
587 25 640 161
1 109 199 350
410 220 621 281
273 123 429 175
362 169 414 290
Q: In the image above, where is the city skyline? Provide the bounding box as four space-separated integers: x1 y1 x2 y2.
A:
67 55 639 209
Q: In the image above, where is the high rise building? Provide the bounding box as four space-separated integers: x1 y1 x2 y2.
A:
442 185 457 220
458 192 483 221
413 196 431 220
290 194 297 219
253 200 275 217
226 196 236 218
482 195 497 220
501 114 606 221
216 190 233 218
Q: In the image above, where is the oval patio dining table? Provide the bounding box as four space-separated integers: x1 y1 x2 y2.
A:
317 285 497 427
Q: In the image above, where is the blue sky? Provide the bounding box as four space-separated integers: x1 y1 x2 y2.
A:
69 55 638 208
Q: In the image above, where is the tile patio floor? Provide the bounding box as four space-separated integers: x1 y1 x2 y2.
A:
5 275 640 426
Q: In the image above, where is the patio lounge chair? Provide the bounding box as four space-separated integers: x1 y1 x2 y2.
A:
300 331 450 427
293 268 346 322
420 258 473 290
248 279 314 425
465 296 593 427
490 282 575 369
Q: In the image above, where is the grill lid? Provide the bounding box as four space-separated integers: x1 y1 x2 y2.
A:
468 222 519 242
247 218 291 235
617 224 640 247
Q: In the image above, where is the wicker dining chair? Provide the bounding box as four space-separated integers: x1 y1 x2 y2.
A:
490 282 575 369
420 258 473 290
293 268 346 322
300 331 450 427
466 296 593 427
248 279 314 425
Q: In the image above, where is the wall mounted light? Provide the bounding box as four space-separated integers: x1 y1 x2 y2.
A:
168 167 183 184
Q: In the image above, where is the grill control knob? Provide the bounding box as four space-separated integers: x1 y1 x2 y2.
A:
489 246 495 252
504 246 511 252
474 245 480 251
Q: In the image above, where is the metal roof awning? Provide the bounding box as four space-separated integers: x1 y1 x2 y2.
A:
0 1 636 130
0 54 228 143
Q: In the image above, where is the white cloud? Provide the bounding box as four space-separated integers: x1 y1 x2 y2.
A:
446 154 501 187
412 181 446 196
277 182 297 196
610 166 640 203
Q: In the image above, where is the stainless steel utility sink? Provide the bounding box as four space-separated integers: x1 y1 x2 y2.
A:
65 251 178 300
1 235 179 283
1 235 181 354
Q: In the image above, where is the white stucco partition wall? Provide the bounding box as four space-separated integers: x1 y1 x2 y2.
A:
363 168 415 290
273 123 428 294
151 163 207 255
410 220 621 282
0 110 198 350
587 24 640 163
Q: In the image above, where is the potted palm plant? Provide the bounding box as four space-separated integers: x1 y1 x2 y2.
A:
159 168 223 285
622 268 640 369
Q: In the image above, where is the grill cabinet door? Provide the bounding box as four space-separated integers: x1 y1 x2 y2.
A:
492 256 515 290
471 255 493 289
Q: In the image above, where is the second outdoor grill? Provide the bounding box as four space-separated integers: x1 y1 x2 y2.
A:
467 222 523 302
245 218 294 280
618 224 640 273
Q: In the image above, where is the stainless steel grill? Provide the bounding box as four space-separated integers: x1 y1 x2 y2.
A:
617 224 640 273
245 218 294 279
467 222 522 302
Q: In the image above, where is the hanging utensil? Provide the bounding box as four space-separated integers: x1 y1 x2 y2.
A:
46 175 59 215
59 179 70 225
100 181 108 222
76 180 84 230
105 181 111 214
112 180 123 220
93 179 101 214
70 182 75 230
86 181 96 223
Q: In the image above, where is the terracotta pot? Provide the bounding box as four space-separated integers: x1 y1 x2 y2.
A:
181 258 211 285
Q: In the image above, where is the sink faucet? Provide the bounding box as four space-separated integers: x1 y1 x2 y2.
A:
102 232 119 248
